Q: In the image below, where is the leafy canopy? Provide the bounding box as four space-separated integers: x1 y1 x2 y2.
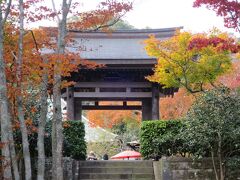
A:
193 0 240 32
145 30 239 93
181 87 240 179
182 87 240 157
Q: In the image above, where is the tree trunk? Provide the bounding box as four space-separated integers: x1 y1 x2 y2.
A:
8 106 20 180
17 1 32 179
17 98 32 180
211 149 219 180
52 75 63 180
51 108 57 178
0 100 12 180
0 4 12 180
51 20 66 180
51 1 71 179
37 67 48 180
217 133 224 180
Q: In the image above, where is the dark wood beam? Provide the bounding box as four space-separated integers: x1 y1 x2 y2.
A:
82 105 142 110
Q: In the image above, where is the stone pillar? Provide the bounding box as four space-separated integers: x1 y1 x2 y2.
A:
74 99 82 121
152 83 160 120
142 98 152 120
66 86 74 120
153 161 162 180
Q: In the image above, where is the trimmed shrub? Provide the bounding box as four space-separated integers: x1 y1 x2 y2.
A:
14 120 87 160
63 121 86 160
140 120 184 159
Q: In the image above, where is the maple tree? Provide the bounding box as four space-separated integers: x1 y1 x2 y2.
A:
159 60 240 120
3 23 57 180
145 30 239 94
0 0 132 179
49 1 131 179
193 0 240 32
0 1 20 179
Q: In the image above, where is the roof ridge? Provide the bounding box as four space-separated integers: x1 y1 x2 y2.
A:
69 26 183 33
39 26 183 34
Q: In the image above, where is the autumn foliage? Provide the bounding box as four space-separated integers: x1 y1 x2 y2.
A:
145 29 240 120
188 35 240 53
159 61 240 120
160 89 195 120
0 0 133 178
145 30 239 93
2 0 132 133
87 102 141 128
67 1 132 31
218 61 240 89
193 0 240 31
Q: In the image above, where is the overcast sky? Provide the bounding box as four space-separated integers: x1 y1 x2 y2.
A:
41 0 239 36
125 0 238 36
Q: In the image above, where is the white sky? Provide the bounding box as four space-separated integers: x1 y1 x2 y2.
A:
38 0 239 36
125 0 238 36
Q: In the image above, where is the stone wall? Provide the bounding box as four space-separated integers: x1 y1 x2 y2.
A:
41 159 154 180
35 157 240 180
45 158 73 180
32 158 74 180
153 157 240 180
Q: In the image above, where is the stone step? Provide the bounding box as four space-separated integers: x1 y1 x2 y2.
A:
78 173 155 180
77 160 153 168
79 179 153 180
79 167 154 174
78 179 153 180
75 160 155 180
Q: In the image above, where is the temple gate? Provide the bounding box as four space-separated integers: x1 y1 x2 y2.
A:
62 27 180 121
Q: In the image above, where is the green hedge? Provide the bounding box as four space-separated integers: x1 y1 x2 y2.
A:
140 120 184 159
63 121 86 160
14 120 87 160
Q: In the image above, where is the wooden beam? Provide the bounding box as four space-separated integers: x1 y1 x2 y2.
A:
74 82 152 88
62 92 167 99
82 105 142 110
83 59 157 65
74 92 152 98
73 97 150 101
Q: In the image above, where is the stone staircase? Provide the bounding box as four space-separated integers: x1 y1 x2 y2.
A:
74 160 155 180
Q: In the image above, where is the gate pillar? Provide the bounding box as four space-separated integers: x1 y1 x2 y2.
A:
152 83 160 120
142 98 152 120
74 99 82 121
66 86 74 120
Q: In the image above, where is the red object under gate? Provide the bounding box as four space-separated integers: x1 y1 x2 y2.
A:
111 150 141 159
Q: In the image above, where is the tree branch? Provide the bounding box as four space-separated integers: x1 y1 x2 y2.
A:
51 0 60 23
3 0 12 24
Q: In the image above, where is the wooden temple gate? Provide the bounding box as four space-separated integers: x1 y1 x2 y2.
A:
62 28 180 121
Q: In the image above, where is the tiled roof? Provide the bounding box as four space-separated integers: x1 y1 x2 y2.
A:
67 27 182 60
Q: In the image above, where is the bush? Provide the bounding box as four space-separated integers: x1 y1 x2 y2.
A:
180 88 240 179
14 120 87 160
225 156 240 178
63 121 86 160
140 120 184 160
